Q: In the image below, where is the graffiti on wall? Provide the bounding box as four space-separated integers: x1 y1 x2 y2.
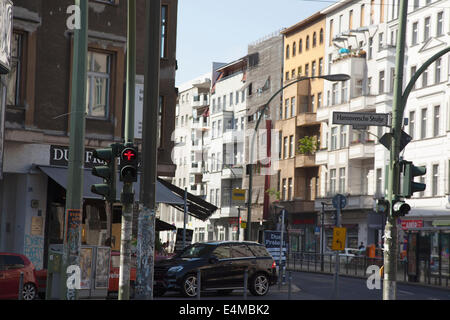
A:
24 234 44 270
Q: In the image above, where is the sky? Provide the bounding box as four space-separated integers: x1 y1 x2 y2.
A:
175 0 336 86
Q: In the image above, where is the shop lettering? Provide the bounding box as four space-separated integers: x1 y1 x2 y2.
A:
50 145 104 168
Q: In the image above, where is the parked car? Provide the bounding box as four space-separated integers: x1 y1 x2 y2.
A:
154 241 278 298
0 253 39 300
325 248 360 263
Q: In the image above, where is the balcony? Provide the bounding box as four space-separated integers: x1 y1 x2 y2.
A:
221 166 243 179
192 120 210 131
349 95 376 112
348 141 375 160
316 106 330 122
192 96 209 109
315 193 374 211
295 154 316 168
315 149 328 165
278 199 315 213
297 113 319 127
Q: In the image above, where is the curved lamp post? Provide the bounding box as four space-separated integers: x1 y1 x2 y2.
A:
245 73 351 241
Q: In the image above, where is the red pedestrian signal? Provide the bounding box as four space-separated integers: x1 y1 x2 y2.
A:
120 146 138 183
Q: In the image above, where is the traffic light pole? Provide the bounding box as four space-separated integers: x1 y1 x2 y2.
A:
118 0 136 301
61 0 88 300
136 0 161 300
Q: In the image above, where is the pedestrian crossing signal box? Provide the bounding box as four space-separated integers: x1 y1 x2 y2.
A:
332 227 347 251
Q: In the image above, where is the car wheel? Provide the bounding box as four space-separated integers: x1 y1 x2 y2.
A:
22 283 37 300
181 274 198 298
249 273 269 297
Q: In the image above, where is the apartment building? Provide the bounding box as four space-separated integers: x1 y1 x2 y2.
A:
275 12 326 253
159 73 212 249
241 32 284 241
205 59 248 241
316 0 391 249
0 0 178 269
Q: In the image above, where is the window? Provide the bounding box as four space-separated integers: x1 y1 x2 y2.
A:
413 0 419 10
380 0 384 23
282 178 287 200
412 22 418 45
355 79 363 97
285 72 289 82
241 90 245 102
230 92 233 106
217 97 221 111
289 135 294 158
283 137 288 159
367 77 372 95
6 32 24 107
370 0 375 24
313 32 317 47
312 61 316 77
340 125 347 148
360 4 365 27
232 245 254 258
433 105 440 137
390 68 395 93
223 95 226 108
341 81 348 103
329 19 334 44
319 29 324 44
213 246 231 259
299 39 303 53
305 64 309 77
292 42 296 57
298 66 302 76
379 70 385 94
411 66 417 89
437 12 444 36
421 108 427 139
330 169 337 194
291 97 296 117
288 178 293 201
286 45 290 59
432 164 439 196
218 120 222 136
86 51 111 118
284 99 289 119
376 168 383 195
311 95 315 112
318 58 323 76
368 37 373 59
435 58 441 84
331 127 338 150
424 17 431 41
291 69 296 79
332 83 339 105
378 32 384 51
216 189 220 207
349 10 353 30
161 5 168 58
409 111 415 140
339 168 346 193
306 36 310 50
317 92 322 108
422 69 428 87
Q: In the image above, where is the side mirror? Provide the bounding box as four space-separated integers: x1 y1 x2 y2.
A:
208 255 219 264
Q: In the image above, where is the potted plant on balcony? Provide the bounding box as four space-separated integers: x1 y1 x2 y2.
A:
297 136 318 155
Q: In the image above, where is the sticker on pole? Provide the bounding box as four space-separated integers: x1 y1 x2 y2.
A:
331 227 346 251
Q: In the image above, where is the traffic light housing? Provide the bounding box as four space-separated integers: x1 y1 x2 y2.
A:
399 160 426 198
392 200 411 217
119 145 138 183
91 144 121 202
376 199 389 214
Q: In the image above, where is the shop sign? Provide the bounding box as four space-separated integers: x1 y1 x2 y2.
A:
400 219 423 230
0 0 13 74
50 145 105 168
292 219 314 225
432 220 450 227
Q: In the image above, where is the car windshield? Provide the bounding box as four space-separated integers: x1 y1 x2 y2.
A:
176 243 213 259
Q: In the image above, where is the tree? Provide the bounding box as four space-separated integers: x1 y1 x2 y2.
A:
297 136 317 155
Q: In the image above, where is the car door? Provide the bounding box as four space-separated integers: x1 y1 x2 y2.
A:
202 245 233 290
1 255 23 299
230 244 256 287
0 255 8 299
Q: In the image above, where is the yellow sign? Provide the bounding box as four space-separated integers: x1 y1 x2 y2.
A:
241 222 247 229
331 227 346 251
232 189 246 202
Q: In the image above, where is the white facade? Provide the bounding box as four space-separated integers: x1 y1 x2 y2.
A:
205 60 248 241
159 73 212 251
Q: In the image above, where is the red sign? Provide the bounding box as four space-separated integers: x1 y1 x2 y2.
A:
401 220 423 230
292 219 314 225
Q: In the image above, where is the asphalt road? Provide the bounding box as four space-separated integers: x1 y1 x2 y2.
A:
154 271 450 300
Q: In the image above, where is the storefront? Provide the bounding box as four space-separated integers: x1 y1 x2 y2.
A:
288 214 318 253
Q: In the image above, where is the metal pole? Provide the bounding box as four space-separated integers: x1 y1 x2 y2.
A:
321 203 325 272
333 205 341 299
244 268 248 299
288 271 292 300
278 208 285 290
384 0 408 301
136 0 161 301
61 0 88 301
119 0 136 301
197 269 201 300
237 207 241 241
183 188 188 249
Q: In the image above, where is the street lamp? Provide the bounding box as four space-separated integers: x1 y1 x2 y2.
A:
246 73 351 241
273 204 285 289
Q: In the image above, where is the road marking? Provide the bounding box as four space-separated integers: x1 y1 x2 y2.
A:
398 290 414 295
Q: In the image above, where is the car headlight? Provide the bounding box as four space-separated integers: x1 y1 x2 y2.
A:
168 266 183 273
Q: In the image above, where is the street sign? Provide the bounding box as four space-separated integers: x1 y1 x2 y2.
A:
379 131 412 152
232 188 246 205
331 227 346 251
263 230 287 266
332 194 347 209
333 112 389 127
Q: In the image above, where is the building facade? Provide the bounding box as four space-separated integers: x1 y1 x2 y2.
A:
0 0 178 270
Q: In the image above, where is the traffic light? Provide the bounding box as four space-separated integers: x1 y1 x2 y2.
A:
399 160 426 198
91 145 118 202
392 200 411 217
376 199 389 214
119 145 138 183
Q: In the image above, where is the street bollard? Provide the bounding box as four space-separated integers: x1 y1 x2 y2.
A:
197 269 201 300
288 271 292 300
243 268 248 300
282 266 286 285
18 272 24 300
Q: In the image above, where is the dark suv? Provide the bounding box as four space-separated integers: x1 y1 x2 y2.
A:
154 241 278 297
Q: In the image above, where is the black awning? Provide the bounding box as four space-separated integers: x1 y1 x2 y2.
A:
155 218 176 232
157 178 218 221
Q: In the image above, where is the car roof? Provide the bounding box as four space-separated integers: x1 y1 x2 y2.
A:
201 241 263 246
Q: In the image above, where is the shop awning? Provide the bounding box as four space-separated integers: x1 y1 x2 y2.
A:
156 219 176 232
37 165 217 221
